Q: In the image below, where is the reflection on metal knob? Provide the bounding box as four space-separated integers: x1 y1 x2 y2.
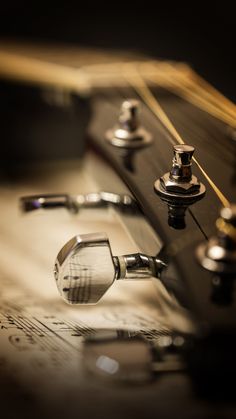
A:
20 191 138 214
54 232 166 305
106 99 152 148
84 333 153 383
154 144 206 203
83 330 185 383
197 205 236 274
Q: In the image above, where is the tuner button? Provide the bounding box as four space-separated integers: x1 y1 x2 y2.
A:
196 205 236 274
106 99 152 148
119 99 139 132
154 144 205 203
54 233 116 305
54 233 166 305
83 331 185 383
20 192 138 214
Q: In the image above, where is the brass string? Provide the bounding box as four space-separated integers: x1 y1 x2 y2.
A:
0 48 235 126
147 72 236 127
139 63 236 127
122 66 230 208
0 49 232 207
189 71 236 116
82 60 236 127
155 61 236 118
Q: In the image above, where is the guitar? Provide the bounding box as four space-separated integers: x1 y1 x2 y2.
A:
0 41 236 414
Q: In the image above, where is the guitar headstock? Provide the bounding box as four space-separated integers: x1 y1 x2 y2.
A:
87 70 236 318
2 41 236 394
86 73 236 394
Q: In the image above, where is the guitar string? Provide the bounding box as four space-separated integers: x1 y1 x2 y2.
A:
181 69 236 116
127 63 236 126
146 72 236 127
83 61 236 126
111 84 208 240
97 78 234 169
0 49 232 206
145 61 236 122
122 66 230 208
1 49 235 126
91 69 236 127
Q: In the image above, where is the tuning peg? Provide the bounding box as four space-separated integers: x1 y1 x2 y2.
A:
197 205 236 275
54 232 166 304
83 331 185 383
154 144 206 204
20 191 138 214
106 99 152 148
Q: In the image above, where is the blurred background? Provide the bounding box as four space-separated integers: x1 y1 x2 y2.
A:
0 4 235 177
0 4 235 100
0 8 235 418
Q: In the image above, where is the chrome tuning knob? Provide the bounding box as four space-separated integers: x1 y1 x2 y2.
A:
83 331 185 383
20 191 137 213
106 99 152 148
54 232 166 305
197 205 236 274
154 144 206 203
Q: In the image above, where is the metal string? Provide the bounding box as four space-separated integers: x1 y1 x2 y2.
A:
122 66 230 208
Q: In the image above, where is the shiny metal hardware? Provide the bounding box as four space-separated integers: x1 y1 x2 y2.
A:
154 145 206 204
20 191 138 214
54 232 166 304
197 205 236 275
106 99 152 148
83 331 185 383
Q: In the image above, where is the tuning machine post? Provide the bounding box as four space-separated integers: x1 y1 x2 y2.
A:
83 331 186 383
54 232 166 304
154 145 206 228
197 205 236 275
197 205 236 305
106 99 152 149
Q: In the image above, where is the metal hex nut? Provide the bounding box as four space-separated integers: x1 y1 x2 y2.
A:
161 173 201 195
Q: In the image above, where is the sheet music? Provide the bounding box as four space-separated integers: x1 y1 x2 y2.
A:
0 153 194 417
